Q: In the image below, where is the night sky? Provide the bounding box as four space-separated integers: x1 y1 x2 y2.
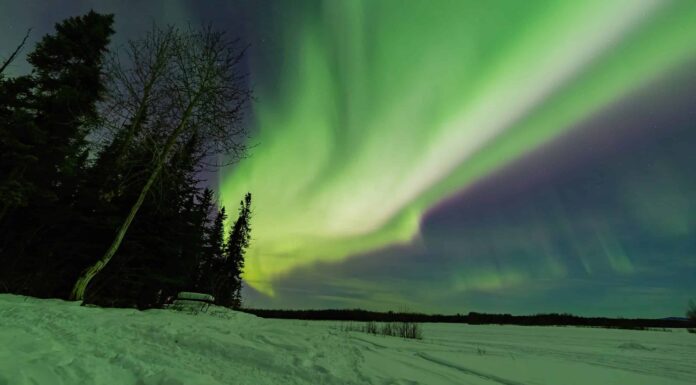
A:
3 0 695 317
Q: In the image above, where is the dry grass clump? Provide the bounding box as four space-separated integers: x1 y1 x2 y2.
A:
342 321 423 339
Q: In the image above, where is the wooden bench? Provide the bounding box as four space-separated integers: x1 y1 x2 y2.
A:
167 292 215 314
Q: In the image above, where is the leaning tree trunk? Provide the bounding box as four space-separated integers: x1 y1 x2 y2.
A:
69 159 163 301
70 100 198 301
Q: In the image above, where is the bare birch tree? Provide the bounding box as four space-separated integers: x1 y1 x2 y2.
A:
71 25 250 300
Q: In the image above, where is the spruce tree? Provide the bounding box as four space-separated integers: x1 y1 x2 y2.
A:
27 11 114 202
199 205 226 295
215 193 251 308
0 75 39 220
0 12 114 296
1 12 114 221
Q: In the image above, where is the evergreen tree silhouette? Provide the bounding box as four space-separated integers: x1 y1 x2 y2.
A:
28 11 114 204
0 11 114 296
0 11 113 218
191 188 215 291
198 205 226 296
215 193 251 308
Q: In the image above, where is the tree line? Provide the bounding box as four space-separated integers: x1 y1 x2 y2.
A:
245 309 696 328
0 11 252 309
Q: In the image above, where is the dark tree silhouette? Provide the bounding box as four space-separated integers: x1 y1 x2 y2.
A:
71 24 251 300
190 188 215 291
214 193 251 308
0 12 113 222
27 11 114 201
0 11 114 295
196 205 226 295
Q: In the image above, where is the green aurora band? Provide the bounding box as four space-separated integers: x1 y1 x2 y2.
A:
220 0 696 296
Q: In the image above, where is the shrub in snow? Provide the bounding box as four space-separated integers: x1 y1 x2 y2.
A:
343 321 423 340
364 321 378 335
687 300 696 322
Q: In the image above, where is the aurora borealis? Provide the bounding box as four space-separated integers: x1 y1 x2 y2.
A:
4 0 695 316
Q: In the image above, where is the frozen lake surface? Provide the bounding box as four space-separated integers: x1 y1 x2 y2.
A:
1 294 694 384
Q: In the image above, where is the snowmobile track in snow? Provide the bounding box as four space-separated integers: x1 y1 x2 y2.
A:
414 352 528 385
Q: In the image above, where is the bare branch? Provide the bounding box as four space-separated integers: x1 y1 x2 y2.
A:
0 28 31 76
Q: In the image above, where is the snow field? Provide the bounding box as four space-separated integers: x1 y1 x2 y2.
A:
1 294 694 385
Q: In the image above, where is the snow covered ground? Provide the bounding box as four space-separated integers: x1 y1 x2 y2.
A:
1 294 694 385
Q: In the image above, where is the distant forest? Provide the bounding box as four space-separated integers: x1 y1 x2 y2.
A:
0 12 252 309
244 309 696 329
